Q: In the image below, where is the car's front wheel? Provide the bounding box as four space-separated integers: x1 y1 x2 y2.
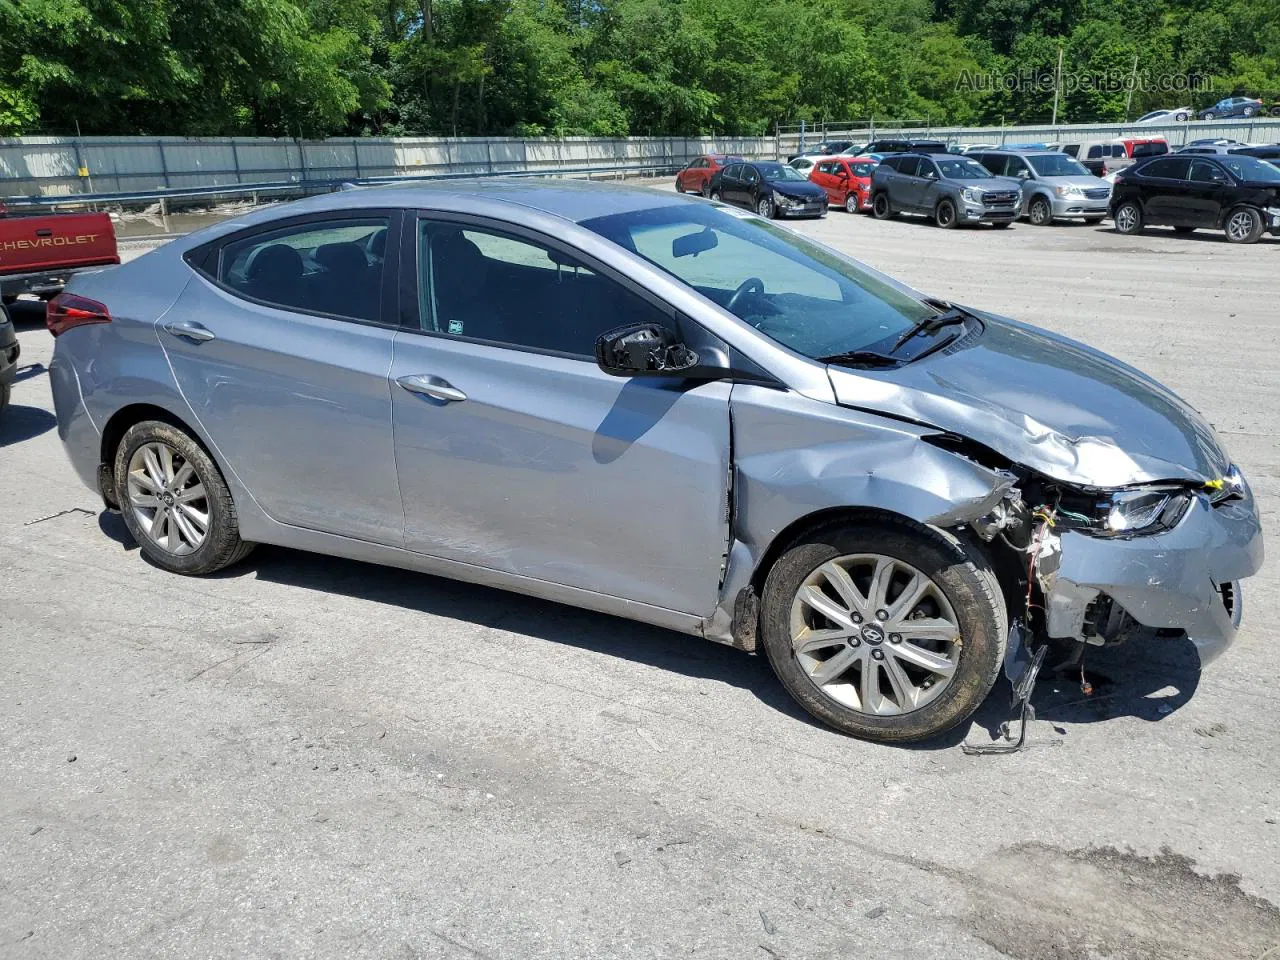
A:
756 195 775 219
760 519 1007 743
1202 111 1217 121
934 198 958 229
114 420 255 575
1028 196 1053 226
1114 200 1144 234
1224 206 1264 244
844 192 858 213
709 188 721 202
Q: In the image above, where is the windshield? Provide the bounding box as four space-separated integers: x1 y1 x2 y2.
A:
1027 154 1091 177
757 162 807 182
582 204 938 360
935 158 992 179
1221 155 1280 182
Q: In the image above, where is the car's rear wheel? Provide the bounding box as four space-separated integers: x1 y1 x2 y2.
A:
1243 106 1257 118
114 420 254 575
757 195 775 219
872 192 894 219
844 192 858 213
1114 200 1144 234
675 179 685 193
709 188 721 202
760 519 1007 743
1176 111 1189 121
1271 106 1280 118
934 199 957 229
1028 196 1053 226
1224 206 1264 243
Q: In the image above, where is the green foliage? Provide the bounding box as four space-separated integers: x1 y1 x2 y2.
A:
1 0 1277 137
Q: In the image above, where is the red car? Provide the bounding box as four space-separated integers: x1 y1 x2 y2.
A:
808 156 878 213
0 201 119 302
675 154 743 197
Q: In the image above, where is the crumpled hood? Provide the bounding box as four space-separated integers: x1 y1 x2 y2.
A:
827 315 1230 488
770 181 826 200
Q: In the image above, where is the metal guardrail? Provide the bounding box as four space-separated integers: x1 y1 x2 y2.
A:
0 159 689 212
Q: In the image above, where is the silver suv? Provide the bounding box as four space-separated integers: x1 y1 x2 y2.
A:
971 150 1112 225
871 153 1022 228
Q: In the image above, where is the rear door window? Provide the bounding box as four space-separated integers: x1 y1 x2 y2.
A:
218 217 390 324
1140 157 1191 179
895 157 921 177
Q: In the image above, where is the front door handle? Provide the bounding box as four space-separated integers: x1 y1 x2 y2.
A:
163 320 216 343
396 374 467 403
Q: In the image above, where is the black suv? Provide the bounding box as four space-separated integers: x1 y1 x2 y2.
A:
861 139 949 156
1110 154 1280 243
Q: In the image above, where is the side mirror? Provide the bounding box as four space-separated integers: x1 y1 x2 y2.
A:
595 323 700 377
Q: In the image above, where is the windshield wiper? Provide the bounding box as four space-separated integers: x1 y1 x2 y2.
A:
817 350 903 368
889 304 973 354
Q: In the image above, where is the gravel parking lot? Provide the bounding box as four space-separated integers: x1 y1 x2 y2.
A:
2 205 1278 960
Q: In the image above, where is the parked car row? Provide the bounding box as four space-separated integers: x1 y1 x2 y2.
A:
676 143 1280 244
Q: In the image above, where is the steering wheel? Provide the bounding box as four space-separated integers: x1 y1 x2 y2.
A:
726 276 766 314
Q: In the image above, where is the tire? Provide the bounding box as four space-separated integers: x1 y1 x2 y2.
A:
1176 111 1189 122
1271 106 1280 118
701 181 712 198
709 189 721 202
1243 106 1256 118
0 381 9 420
675 179 685 194
872 192 895 219
1224 206 1264 244
113 420 254 575
1173 225 1196 234
1028 196 1053 226
1114 199 1144 235
760 518 1007 743
1202 111 1216 121
844 192 858 214
934 198 957 229
756 195 775 219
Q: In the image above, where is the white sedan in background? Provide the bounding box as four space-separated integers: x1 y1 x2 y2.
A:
1136 107 1191 123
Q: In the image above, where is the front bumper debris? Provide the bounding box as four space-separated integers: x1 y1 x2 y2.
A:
1043 488 1263 665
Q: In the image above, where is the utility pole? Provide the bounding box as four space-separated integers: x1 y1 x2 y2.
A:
1124 54 1140 119
1051 46 1063 125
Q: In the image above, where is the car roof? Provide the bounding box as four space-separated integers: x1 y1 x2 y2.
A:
227 178 696 226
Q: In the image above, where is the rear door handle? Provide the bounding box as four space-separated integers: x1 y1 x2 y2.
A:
163 320 216 343
396 374 467 403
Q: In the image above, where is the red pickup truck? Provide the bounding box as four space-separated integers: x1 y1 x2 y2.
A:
0 200 120 303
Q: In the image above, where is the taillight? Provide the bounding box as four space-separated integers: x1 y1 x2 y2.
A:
47 293 111 337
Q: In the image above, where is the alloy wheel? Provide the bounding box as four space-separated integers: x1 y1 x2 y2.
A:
844 193 858 213
1029 198 1051 225
125 441 210 556
757 196 774 218
1115 203 1139 233
1226 209 1257 242
788 554 961 716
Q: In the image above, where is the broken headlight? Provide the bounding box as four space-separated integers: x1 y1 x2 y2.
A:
1100 487 1193 534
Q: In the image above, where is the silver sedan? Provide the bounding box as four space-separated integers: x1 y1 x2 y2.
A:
47 180 1263 743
